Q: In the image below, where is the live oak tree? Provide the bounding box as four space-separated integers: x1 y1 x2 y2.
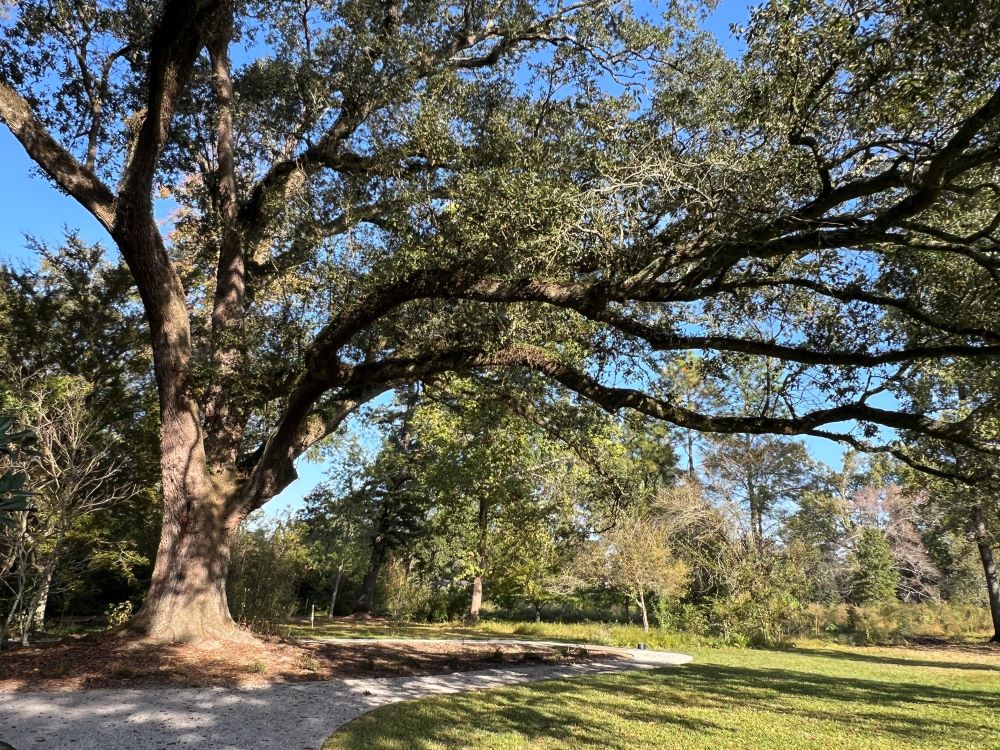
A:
3 0 1000 642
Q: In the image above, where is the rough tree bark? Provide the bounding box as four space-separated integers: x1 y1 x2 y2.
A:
129 484 250 642
972 506 1000 643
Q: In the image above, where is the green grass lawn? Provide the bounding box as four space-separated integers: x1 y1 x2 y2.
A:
322 642 1000 750
287 616 708 651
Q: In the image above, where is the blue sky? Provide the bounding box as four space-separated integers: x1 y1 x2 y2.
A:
0 1 849 516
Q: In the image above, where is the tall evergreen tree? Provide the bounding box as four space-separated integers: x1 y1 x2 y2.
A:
851 528 900 605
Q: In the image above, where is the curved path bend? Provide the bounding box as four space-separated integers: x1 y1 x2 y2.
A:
0 638 691 750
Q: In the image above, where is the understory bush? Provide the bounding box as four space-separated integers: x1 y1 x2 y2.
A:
383 558 430 622
706 590 803 647
697 600 992 647
228 519 311 628
471 600 992 649
794 602 993 644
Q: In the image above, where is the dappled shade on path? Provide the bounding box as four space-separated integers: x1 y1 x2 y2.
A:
0 658 655 749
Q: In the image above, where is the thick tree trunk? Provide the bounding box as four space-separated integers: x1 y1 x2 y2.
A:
130 475 250 643
356 538 386 615
329 564 344 618
466 575 484 625
117 210 255 645
113 215 252 643
972 507 1000 643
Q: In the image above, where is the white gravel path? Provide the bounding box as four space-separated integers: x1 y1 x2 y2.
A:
0 639 691 750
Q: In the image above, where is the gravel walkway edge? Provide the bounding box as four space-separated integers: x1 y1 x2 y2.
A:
0 639 692 750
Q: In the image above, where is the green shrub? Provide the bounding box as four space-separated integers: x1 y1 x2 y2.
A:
707 589 802 647
245 659 268 675
228 518 311 628
656 601 707 635
786 601 992 644
383 558 431 622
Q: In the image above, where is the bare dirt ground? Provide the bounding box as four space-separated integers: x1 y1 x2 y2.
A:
0 633 591 692
900 636 1000 655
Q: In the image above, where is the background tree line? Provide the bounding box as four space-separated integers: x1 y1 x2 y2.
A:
1 241 998 648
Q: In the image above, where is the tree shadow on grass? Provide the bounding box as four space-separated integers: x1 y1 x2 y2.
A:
329 660 1000 750
783 645 1000 673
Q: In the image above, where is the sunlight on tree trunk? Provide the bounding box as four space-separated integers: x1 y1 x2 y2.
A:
467 575 484 625
130 486 252 644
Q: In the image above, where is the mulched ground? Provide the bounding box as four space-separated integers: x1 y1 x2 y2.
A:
900 636 1000 653
0 635 591 692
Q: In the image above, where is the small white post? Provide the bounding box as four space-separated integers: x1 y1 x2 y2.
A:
311 603 316 629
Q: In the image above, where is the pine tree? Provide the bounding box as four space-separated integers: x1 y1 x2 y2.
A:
851 528 900 605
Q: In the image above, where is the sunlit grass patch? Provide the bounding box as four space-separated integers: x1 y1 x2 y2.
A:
323 644 1000 750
